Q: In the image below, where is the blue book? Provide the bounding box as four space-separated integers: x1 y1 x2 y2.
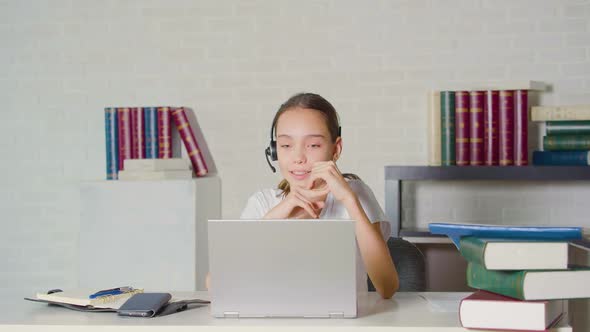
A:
429 222 583 249
532 150 589 166
104 107 119 180
143 107 159 158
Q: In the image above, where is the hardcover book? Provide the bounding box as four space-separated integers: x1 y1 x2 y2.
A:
514 90 528 166
546 120 590 136
459 290 564 331
499 90 514 166
428 222 583 249
143 107 158 159
157 106 172 159
455 91 470 166
428 91 442 166
118 170 194 181
130 107 145 159
484 90 499 165
532 150 590 166
104 107 119 180
466 262 590 300
532 105 590 121
123 158 192 171
117 107 133 170
170 107 209 177
459 237 569 270
469 91 484 166
543 135 590 151
440 91 456 166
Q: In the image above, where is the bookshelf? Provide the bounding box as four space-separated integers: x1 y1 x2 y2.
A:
385 166 590 242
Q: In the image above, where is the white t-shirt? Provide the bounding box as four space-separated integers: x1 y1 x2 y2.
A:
240 179 391 293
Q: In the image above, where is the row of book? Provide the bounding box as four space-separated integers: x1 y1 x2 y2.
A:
104 106 208 180
430 223 588 331
531 105 590 166
429 88 531 166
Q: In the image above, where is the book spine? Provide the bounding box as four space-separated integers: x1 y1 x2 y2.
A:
546 120 590 135
469 91 484 166
455 91 470 166
130 107 145 159
532 150 590 166
170 107 209 177
157 106 172 158
499 90 514 166
514 90 528 166
532 105 590 121
466 262 526 300
117 107 132 170
484 90 499 165
428 91 442 166
459 237 486 267
440 91 456 166
104 107 119 180
543 135 590 151
143 107 159 158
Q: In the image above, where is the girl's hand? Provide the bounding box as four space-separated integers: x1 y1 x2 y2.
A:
264 185 329 219
301 161 356 205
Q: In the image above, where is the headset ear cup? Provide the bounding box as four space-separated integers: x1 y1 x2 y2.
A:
270 140 278 161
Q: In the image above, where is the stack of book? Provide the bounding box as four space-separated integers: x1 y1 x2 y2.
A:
430 222 589 331
118 158 193 181
531 105 590 166
105 106 208 180
428 81 547 167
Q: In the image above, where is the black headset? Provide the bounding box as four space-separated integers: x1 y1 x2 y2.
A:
264 114 341 173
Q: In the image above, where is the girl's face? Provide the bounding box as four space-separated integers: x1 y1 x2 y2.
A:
275 107 341 188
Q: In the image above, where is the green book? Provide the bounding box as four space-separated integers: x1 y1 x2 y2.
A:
459 237 569 270
546 120 590 135
440 91 455 166
466 262 590 300
543 134 590 150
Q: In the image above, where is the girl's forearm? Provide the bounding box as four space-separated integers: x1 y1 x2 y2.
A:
345 197 399 299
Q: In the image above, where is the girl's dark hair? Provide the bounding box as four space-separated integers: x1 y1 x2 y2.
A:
273 92 359 196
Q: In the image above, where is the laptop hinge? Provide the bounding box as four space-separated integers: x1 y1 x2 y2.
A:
223 311 239 318
329 312 344 318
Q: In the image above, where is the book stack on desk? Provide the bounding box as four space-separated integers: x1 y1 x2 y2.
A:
117 158 193 180
429 223 589 331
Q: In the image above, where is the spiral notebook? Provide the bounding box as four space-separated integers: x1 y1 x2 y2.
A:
28 288 144 310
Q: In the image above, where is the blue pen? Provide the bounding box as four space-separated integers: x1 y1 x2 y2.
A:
89 287 133 299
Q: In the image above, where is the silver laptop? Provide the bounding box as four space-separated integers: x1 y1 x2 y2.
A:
208 219 357 318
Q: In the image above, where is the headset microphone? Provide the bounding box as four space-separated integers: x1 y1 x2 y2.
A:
264 147 276 173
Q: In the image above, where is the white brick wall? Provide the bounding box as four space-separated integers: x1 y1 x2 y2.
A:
2 1 590 322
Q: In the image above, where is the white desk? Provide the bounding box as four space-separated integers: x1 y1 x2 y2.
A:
0 292 571 331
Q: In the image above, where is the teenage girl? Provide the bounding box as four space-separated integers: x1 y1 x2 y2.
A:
240 92 399 299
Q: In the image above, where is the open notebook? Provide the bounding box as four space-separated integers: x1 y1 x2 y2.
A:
25 289 144 311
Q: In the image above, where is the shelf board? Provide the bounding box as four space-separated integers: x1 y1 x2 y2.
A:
385 165 590 181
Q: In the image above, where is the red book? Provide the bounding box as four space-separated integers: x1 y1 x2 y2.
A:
484 90 499 165
130 107 145 159
455 91 470 166
469 91 484 166
157 107 172 159
499 90 514 166
117 107 133 170
170 107 208 177
460 290 564 331
515 90 529 166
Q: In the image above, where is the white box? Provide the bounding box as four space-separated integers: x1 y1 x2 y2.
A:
79 176 221 291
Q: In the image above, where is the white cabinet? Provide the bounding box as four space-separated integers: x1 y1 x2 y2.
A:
79 176 220 291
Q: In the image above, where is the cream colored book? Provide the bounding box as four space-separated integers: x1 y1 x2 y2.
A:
531 105 590 121
118 170 193 180
124 158 191 171
438 80 547 92
34 289 143 309
427 91 442 166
